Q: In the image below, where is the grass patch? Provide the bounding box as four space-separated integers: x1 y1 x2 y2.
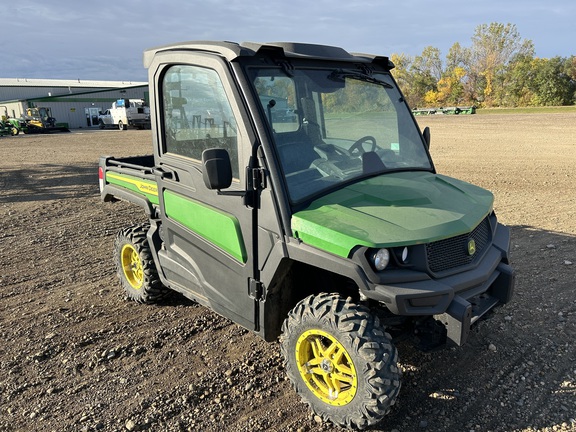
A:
477 106 576 115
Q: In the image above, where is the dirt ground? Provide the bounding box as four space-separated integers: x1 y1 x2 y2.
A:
0 113 575 432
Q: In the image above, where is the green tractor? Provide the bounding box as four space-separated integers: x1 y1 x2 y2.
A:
0 117 19 136
5 117 27 133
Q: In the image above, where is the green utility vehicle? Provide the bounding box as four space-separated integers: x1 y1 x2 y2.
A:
99 41 514 430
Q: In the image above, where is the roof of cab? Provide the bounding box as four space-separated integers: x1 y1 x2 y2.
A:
143 41 393 69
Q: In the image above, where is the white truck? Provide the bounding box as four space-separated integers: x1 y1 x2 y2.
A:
98 99 151 130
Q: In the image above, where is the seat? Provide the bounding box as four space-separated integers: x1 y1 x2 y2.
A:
276 97 333 174
276 131 321 173
362 151 386 174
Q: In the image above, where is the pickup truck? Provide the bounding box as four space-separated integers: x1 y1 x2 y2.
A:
99 41 514 430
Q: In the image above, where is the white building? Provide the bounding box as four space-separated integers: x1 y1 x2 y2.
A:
0 78 148 129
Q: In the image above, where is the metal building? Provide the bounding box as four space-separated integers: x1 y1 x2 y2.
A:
0 78 147 129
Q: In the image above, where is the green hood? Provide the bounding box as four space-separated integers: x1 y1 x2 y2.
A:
291 171 494 258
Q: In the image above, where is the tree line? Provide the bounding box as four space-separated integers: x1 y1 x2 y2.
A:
390 22 576 108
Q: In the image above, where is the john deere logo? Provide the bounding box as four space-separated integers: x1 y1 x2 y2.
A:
467 239 476 256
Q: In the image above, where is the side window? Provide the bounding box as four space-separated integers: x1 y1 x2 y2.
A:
162 65 239 179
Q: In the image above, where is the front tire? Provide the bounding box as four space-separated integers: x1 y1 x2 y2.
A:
113 224 168 304
281 293 401 430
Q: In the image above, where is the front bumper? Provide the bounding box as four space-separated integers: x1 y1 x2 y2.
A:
435 261 514 345
361 223 515 346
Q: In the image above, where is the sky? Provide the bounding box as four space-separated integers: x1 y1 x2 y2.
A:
1 0 574 82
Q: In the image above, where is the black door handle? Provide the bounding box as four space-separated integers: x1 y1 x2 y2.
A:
155 167 177 181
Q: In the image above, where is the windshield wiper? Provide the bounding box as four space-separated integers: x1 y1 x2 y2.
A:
328 69 392 88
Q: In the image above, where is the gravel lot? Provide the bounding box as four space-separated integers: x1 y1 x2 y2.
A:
0 113 575 432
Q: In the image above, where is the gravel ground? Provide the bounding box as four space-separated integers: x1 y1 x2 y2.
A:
0 113 575 432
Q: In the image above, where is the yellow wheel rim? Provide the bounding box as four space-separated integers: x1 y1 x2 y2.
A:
295 329 358 406
120 244 144 290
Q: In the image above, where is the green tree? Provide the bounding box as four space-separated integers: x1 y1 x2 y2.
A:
390 53 419 107
500 53 536 106
530 57 576 106
445 42 475 105
413 46 443 81
409 46 443 107
389 22 576 108
563 56 576 103
468 23 534 106
446 42 470 72
426 66 467 106
566 56 576 82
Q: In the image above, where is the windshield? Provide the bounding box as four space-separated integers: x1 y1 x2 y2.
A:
250 67 432 204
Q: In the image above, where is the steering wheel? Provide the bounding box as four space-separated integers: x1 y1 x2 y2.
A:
350 136 377 156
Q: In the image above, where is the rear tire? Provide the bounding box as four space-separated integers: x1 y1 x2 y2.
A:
114 224 168 304
118 120 126 131
281 293 401 430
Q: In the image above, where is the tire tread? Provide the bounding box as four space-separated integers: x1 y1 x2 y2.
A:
113 224 169 304
280 293 401 430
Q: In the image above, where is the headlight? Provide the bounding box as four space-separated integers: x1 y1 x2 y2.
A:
371 248 390 271
397 246 409 264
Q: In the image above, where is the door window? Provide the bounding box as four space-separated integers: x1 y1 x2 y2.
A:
162 65 240 179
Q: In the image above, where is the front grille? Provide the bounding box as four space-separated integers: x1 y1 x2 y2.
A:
426 217 491 273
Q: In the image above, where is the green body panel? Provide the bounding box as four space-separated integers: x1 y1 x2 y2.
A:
291 172 494 257
106 172 160 205
163 190 247 263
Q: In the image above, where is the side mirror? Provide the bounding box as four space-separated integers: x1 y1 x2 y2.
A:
423 126 431 149
202 148 232 190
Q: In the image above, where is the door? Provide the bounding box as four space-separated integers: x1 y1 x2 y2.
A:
153 56 257 330
86 107 101 127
